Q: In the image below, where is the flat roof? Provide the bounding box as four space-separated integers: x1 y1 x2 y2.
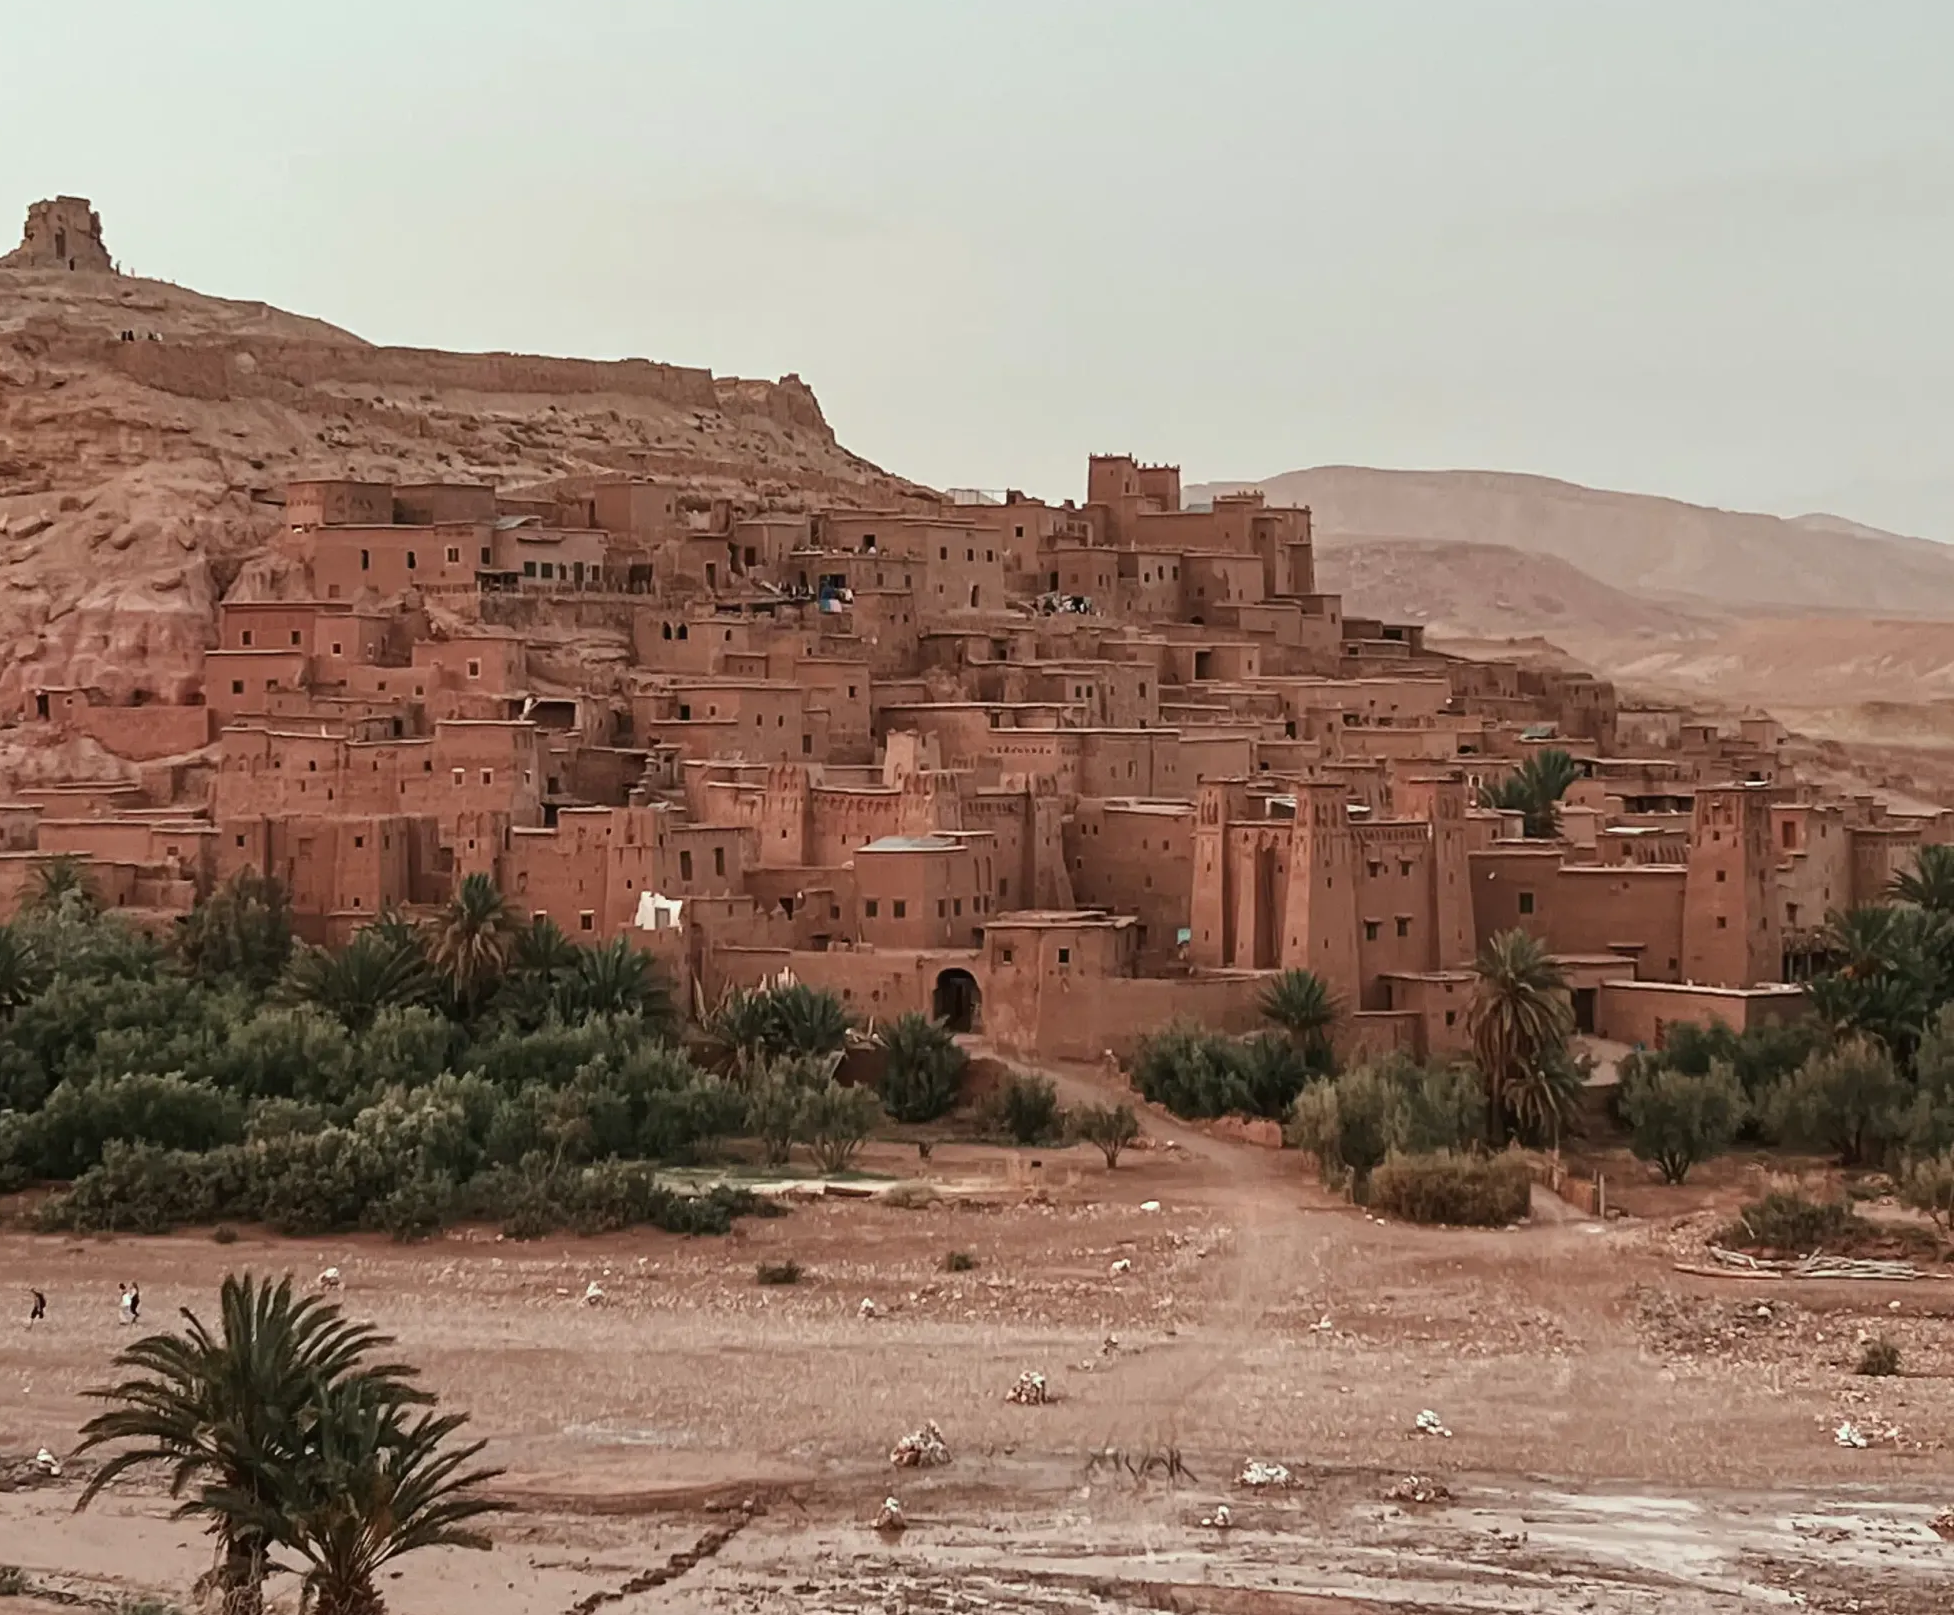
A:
858 834 961 853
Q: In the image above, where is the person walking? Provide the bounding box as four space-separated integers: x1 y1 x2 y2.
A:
117 1283 134 1327
27 1289 45 1325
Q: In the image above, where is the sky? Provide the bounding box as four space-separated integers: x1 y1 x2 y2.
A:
7 1 1954 536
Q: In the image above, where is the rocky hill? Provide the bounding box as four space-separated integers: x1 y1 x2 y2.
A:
1192 465 1954 616
0 201 924 716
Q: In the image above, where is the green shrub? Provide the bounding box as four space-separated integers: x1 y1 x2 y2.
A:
1622 1060 1747 1183
1899 1147 1954 1229
1287 1057 1482 1193
1718 1190 1865 1253
1858 1337 1901 1377
942 1250 977 1272
991 1073 1064 1145
1368 1151 1533 1226
35 1142 252 1234
1132 1023 1314 1120
1071 1102 1140 1167
211 1224 240 1245
756 1259 803 1285
796 1080 881 1174
2 1071 246 1181
876 1012 967 1123
1762 1038 1914 1166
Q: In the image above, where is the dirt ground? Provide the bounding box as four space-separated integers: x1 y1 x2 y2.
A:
1 1102 1950 1614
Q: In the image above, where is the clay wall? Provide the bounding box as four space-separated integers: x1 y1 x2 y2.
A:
393 484 497 526
310 524 485 599
205 651 311 721
286 481 393 529
1351 823 1440 1005
856 838 990 950
1595 981 1809 1048
66 703 213 761
1682 786 1780 987
1554 867 1686 980
1065 800 1193 964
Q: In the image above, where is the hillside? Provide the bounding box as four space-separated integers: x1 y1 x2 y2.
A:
0 235 924 716
1315 533 1714 644
1192 465 1954 616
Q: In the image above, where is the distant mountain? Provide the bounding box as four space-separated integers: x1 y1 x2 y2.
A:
1315 535 1712 644
1188 467 1954 616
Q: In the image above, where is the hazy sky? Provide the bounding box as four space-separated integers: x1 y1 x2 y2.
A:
9 2 1954 535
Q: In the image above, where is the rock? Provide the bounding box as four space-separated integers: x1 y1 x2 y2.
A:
889 1421 950 1468
1236 1459 1294 1489
1414 1410 1453 1439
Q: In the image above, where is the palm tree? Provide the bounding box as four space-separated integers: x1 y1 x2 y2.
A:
1822 904 1906 980
570 936 673 1025
75 1274 427 1615
282 929 434 1034
239 1379 501 1615
0 923 47 1018
1467 928 1573 1145
178 870 294 992
764 982 853 1056
428 873 518 1017
29 853 97 914
1258 968 1340 1067
701 985 776 1072
1479 748 1580 838
876 1011 967 1123
1502 1045 1588 1151
1890 844 1954 914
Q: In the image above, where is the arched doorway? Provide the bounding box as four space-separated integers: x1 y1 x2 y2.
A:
932 968 980 1033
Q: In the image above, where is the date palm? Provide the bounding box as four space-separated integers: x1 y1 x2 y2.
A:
569 935 673 1026
0 923 47 1018
428 873 518 1017
235 1379 501 1615
1257 968 1340 1067
1468 928 1573 1145
1890 844 1954 915
74 1274 426 1615
29 853 97 914
282 928 433 1034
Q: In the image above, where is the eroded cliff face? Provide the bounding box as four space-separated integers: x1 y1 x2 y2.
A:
0 217 922 733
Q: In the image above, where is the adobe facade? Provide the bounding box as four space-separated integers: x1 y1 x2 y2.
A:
8 450 1941 1059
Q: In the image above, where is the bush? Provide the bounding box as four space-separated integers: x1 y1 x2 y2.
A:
1286 1058 1483 1193
1622 1061 1747 1183
991 1073 1063 1145
796 1080 881 1174
756 1259 803 1285
942 1250 977 1272
1899 1148 1954 1229
211 1224 239 1244
2 1072 247 1182
876 1012 967 1123
1858 1337 1902 1377
1071 1102 1140 1168
1718 1190 1865 1253
0 1566 28 1596
1762 1038 1914 1166
1132 1023 1314 1120
35 1141 253 1234
1368 1151 1533 1226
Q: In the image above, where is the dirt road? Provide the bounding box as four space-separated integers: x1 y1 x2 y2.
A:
0 1120 1948 1612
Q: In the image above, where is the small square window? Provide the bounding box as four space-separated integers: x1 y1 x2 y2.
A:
937 899 948 918
466 660 481 679
353 835 365 848
241 630 254 646
579 911 594 931
865 899 879 918
893 899 907 919
954 898 963 916
1396 917 1410 937
680 850 694 879
231 680 244 695
1363 920 1380 942
1057 946 1070 965
714 846 726 877
1518 891 1535 915
1445 1009 1457 1027
480 769 492 786
446 546 461 564
1716 915 1728 929
1715 869 1727 883
452 768 464 785
331 641 343 656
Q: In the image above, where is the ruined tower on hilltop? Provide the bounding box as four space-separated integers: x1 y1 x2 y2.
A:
0 196 114 272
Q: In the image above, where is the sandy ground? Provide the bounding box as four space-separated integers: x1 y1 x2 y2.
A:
1 1111 1950 1614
